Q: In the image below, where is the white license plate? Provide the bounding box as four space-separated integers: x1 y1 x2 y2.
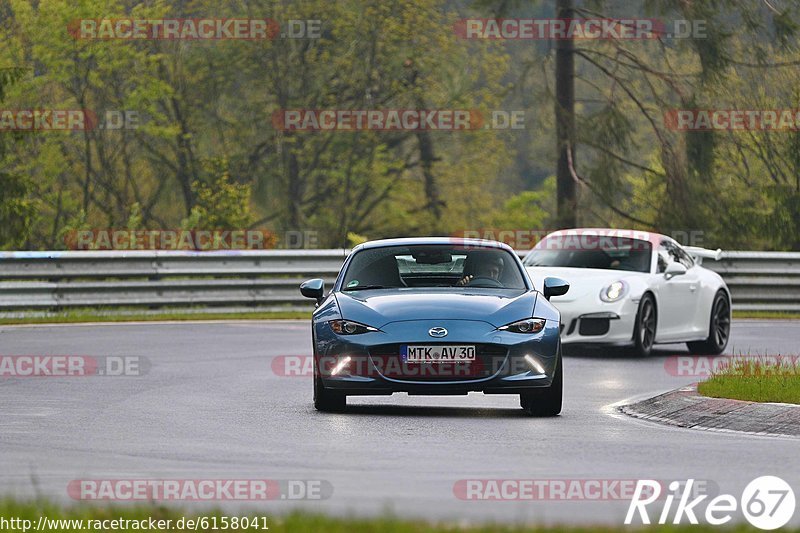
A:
401 345 476 362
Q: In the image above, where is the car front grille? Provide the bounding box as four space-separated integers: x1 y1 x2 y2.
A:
578 317 610 336
367 343 508 382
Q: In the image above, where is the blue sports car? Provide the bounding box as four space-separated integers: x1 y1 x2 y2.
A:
299 238 569 416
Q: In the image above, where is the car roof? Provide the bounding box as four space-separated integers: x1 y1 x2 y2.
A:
353 237 516 253
538 228 667 246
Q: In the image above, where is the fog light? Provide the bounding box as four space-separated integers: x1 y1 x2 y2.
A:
331 356 352 376
524 355 546 375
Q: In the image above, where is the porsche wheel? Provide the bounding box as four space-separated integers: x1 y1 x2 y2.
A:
520 346 562 417
313 360 346 412
687 291 730 355
632 294 656 357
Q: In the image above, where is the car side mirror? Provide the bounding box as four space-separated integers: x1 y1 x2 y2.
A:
543 277 569 301
300 278 325 303
664 262 687 280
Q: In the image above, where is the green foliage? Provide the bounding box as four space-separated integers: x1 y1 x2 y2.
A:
538 0 800 248
764 186 800 250
346 232 369 248
0 1 798 250
0 67 26 101
0 173 35 249
126 203 143 231
490 176 556 231
183 159 253 230
0 67 34 249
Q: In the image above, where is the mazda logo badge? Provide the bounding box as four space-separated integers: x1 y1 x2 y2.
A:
428 327 448 338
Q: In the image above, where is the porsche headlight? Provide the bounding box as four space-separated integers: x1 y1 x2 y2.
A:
329 320 378 335
600 280 628 302
498 318 546 334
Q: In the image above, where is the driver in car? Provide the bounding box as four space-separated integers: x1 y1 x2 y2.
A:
456 254 504 286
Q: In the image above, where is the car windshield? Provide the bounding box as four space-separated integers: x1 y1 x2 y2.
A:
524 236 652 273
341 244 527 290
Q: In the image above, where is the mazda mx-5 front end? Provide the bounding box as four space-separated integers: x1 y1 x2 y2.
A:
299 238 569 416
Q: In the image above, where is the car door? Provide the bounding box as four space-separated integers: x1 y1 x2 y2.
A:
653 239 701 342
673 244 706 337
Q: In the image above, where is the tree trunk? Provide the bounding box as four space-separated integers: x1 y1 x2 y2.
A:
285 135 302 230
555 0 576 228
415 128 443 227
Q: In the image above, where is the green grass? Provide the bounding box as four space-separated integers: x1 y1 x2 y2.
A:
0 308 311 325
698 357 800 404
0 498 794 532
732 310 800 320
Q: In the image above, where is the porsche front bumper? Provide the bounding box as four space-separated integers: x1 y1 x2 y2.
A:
553 297 639 346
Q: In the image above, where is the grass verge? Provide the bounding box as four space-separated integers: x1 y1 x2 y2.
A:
0 498 795 532
698 357 800 404
0 309 311 325
732 310 800 320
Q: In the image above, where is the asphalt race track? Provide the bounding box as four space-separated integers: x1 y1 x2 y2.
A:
1 319 798 526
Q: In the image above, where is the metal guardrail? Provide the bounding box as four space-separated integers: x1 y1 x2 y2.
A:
0 250 347 279
0 249 797 312
0 250 347 311
701 251 800 312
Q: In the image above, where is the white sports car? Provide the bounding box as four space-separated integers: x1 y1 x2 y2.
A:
522 228 731 357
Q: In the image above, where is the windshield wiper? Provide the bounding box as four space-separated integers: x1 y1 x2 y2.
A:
342 285 387 291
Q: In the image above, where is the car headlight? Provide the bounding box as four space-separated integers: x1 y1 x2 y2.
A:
329 320 378 335
498 318 546 334
600 280 628 302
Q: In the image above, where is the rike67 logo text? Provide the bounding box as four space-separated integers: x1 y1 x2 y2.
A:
626 477 795 530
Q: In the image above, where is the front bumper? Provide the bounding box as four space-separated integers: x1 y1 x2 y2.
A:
314 318 560 395
554 297 638 345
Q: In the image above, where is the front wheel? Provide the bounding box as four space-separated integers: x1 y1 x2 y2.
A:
687 291 730 355
520 347 562 417
632 294 657 357
313 360 346 412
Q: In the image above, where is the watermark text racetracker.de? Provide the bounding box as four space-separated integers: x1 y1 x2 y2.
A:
453 478 716 501
451 228 707 250
66 229 275 251
664 354 800 377
69 18 322 40
0 355 148 377
454 18 707 40
0 109 141 131
68 479 333 501
272 354 554 379
665 109 800 131
272 109 525 131
65 229 320 250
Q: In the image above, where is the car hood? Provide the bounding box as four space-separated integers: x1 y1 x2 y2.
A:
526 266 648 302
334 288 537 328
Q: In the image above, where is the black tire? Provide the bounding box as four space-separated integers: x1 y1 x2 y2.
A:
520 346 562 417
313 359 346 412
632 294 657 357
687 291 730 355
